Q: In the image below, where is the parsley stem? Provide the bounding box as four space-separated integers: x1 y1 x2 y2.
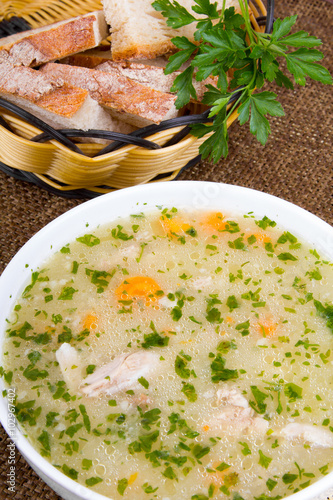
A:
238 0 255 45
226 89 246 120
220 0 227 21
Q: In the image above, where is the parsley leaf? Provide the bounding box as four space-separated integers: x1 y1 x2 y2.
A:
86 477 103 487
76 234 100 246
277 252 298 261
238 92 284 144
175 352 191 379
141 321 170 348
284 382 302 401
249 386 268 414
314 299 333 334
258 449 272 469
62 464 78 480
210 353 238 382
37 430 51 454
85 268 115 293
138 376 149 389
181 382 198 402
117 478 128 496
152 0 196 29
255 216 277 229
111 225 133 241
23 365 48 381
139 407 161 431
58 286 77 300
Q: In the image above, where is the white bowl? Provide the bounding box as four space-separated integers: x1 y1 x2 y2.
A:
1 181 333 500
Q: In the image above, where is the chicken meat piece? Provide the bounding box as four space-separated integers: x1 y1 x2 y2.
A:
207 386 269 435
80 350 159 397
216 387 250 409
279 422 333 448
55 342 81 392
190 275 212 290
211 406 269 434
120 243 140 259
158 294 176 308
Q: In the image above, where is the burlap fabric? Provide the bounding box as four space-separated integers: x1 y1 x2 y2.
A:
0 0 332 498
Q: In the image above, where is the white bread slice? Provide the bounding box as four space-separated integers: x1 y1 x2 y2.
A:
40 62 179 127
0 11 108 68
102 0 240 60
94 60 218 103
0 61 133 133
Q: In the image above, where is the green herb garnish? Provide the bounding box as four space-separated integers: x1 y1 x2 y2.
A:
76 234 100 246
86 477 103 487
314 299 333 334
210 353 238 382
258 449 272 469
111 225 133 241
153 0 332 161
85 268 115 293
141 321 169 349
117 478 128 496
62 464 78 480
58 286 77 300
175 351 191 379
181 382 198 402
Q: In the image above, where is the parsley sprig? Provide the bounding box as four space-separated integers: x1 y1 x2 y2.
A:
153 0 332 161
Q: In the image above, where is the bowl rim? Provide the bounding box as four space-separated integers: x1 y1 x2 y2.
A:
1 180 333 500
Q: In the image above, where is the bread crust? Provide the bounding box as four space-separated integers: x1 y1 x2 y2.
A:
111 40 177 62
0 61 89 117
62 53 111 69
40 63 179 126
94 60 218 102
36 85 89 117
0 12 108 67
0 60 136 134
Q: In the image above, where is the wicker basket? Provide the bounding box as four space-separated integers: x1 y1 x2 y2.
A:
0 0 273 198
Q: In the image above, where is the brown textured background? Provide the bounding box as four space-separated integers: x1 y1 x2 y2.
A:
0 0 333 498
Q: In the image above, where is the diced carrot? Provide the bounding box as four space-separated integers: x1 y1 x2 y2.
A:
201 212 226 232
160 215 192 238
224 472 239 489
128 472 138 485
206 462 231 488
246 232 271 244
256 233 271 243
116 276 162 306
226 316 234 324
159 324 176 334
203 425 210 432
83 313 98 331
207 463 238 490
254 316 278 337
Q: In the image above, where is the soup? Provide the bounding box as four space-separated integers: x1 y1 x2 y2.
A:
2 207 333 500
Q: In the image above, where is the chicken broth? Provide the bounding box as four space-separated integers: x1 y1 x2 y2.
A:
2 207 333 500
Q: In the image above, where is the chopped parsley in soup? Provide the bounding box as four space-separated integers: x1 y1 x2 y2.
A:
2 207 333 500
